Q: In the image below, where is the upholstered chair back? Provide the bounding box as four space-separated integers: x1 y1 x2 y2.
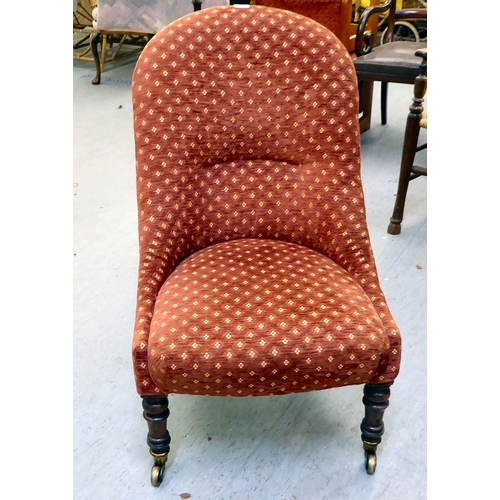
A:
253 0 352 50
131 5 400 395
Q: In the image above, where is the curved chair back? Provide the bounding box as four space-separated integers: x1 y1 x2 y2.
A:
131 4 399 393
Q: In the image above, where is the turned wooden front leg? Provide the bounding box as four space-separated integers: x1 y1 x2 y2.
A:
360 382 393 473
142 395 171 486
360 382 393 446
142 395 171 455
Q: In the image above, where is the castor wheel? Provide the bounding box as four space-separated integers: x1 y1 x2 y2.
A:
364 450 377 474
150 452 167 487
151 463 165 486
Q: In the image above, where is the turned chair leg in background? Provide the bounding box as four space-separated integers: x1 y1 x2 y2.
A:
387 49 427 235
90 32 102 85
387 114 422 235
360 382 393 474
142 395 171 487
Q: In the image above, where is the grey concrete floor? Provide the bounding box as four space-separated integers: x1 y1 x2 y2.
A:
73 46 427 499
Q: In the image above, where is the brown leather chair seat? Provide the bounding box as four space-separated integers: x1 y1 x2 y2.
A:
354 41 426 80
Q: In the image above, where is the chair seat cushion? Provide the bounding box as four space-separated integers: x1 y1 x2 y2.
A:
354 41 427 81
147 239 391 397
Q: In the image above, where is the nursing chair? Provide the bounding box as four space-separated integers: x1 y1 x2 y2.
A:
354 0 427 132
388 48 427 234
131 4 402 486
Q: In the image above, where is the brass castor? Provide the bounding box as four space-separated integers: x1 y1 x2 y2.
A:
363 441 378 474
150 452 167 487
364 450 377 474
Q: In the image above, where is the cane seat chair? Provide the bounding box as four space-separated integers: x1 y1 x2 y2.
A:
353 0 427 132
131 4 402 486
86 0 228 84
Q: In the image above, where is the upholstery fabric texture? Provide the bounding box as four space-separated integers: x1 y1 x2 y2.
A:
253 0 352 51
131 5 401 396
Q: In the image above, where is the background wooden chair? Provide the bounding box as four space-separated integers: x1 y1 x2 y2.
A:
353 0 427 133
78 0 229 84
387 48 427 235
131 4 402 486
73 0 98 64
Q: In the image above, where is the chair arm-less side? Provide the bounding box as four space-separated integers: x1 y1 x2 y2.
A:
131 4 402 486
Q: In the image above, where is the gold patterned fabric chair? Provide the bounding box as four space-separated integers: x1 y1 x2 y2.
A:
132 4 402 486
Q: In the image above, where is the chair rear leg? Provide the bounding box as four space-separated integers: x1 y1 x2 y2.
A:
381 82 388 125
360 382 393 474
142 395 171 487
358 80 374 133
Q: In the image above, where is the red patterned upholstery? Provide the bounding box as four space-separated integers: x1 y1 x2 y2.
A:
131 5 401 397
253 0 352 51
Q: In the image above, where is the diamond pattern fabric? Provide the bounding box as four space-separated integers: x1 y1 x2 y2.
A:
131 5 401 396
149 238 390 396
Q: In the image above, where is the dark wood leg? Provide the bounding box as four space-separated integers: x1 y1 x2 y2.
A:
142 395 171 487
358 80 374 134
90 32 101 85
387 51 427 235
387 113 421 234
360 382 393 474
381 82 388 125
192 0 203 11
